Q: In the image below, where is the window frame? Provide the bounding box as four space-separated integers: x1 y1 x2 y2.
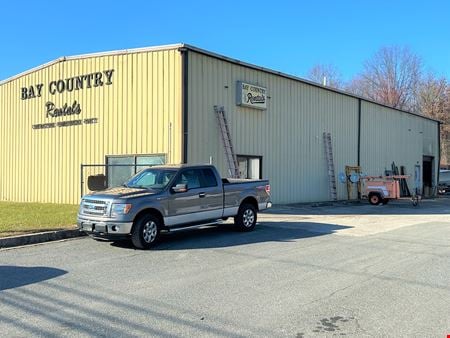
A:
236 155 263 179
105 153 166 188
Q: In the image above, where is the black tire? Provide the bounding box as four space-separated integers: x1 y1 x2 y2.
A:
234 203 257 231
131 214 161 249
382 198 389 205
368 193 382 205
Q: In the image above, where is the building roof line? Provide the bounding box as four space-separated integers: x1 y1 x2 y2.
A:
0 43 184 86
181 44 441 124
0 42 440 124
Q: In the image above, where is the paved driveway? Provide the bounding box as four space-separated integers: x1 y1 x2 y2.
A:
1 198 449 337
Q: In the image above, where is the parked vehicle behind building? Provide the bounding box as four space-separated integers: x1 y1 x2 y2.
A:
77 164 271 249
438 170 450 194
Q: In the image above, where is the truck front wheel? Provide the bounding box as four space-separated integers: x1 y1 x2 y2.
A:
131 214 161 249
234 203 257 231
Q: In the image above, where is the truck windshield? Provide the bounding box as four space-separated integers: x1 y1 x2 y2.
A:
125 169 176 190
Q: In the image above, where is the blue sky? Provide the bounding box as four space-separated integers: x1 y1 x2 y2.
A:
1 0 449 82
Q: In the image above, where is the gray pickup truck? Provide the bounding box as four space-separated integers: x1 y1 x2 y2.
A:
77 164 271 249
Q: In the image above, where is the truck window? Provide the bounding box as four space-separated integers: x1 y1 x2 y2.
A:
202 169 218 187
174 169 202 189
137 171 157 186
126 169 176 190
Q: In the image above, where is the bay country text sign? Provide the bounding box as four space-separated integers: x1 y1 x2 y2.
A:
236 81 267 110
21 69 114 130
21 70 114 99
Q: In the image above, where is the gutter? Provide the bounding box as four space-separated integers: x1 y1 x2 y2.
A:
357 99 362 166
179 47 189 164
437 122 441 191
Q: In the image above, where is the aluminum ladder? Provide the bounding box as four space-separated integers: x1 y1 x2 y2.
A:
323 132 337 200
214 105 240 178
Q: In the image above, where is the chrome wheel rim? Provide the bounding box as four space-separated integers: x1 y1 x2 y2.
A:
143 221 157 243
243 209 255 227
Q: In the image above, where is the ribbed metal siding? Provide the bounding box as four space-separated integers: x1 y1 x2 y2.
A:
360 101 439 190
0 49 182 204
187 52 359 203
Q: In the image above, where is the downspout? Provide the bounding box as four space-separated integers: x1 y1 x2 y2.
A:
357 99 361 167
180 47 189 164
357 99 362 199
436 122 441 195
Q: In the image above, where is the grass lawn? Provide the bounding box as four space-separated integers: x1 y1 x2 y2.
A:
0 202 79 238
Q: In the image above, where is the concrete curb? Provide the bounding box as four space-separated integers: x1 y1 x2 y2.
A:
0 229 86 249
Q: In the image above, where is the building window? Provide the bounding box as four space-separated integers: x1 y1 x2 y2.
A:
106 154 166 187
237 155 262 179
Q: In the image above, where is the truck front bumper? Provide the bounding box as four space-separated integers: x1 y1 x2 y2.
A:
77 218 133 237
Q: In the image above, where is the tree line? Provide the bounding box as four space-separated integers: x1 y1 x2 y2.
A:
306 46 449 167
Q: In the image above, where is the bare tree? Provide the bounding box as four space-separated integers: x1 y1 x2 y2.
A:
440 85 450 168
417 73 447 119
417 74 449 167
307 64 343 89
345 46 450 167
347 46 422 110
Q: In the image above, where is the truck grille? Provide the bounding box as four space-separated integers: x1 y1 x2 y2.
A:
82 199 109 216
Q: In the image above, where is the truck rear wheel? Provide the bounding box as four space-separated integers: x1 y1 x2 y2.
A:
131 214 161 249
234 203 257 231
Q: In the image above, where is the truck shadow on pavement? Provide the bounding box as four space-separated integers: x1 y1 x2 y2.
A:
111 221 351 251
0 266 67 291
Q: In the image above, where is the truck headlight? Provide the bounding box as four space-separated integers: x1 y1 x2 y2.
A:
111 203 132 216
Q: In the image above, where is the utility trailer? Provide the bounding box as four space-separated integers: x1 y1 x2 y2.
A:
362 175 421 206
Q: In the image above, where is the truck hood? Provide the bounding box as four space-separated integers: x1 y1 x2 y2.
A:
86 186 159 199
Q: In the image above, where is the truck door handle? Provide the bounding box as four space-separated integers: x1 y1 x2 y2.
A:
199 193 206 198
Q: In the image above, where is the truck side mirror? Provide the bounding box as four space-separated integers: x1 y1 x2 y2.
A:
87 174 107 191
172 183 188 193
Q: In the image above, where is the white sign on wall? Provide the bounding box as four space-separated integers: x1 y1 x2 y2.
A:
236 81 267 110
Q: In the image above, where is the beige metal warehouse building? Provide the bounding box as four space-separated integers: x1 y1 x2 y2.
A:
0 43 440 204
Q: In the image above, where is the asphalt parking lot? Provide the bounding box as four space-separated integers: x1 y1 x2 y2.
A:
1 198 449 337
